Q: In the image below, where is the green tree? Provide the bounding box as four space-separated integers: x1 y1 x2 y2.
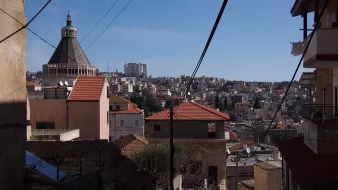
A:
215 93 219 109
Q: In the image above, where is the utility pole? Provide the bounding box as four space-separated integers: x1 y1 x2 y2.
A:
169 99 174 190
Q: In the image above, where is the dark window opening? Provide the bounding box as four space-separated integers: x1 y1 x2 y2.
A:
36 122 55 129
208 123 216 138
116 105 120 111
208 166 218 187
190 161 202 174
154 125 161 131
109 105 113 111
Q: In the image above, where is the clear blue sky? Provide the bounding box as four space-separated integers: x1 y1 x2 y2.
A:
25 0 314 82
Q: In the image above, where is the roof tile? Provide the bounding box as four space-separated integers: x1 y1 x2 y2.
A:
145 102 230 121
68 76 106 101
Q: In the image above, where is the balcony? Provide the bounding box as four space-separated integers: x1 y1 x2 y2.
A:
299 104 338 154
31 129 80 141
303 28 338 69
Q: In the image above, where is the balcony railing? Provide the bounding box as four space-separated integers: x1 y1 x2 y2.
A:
299 104 338 124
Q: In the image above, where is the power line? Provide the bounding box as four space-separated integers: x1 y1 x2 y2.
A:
176 0 229 111
0 0 52 44
0 7 77 63
254 0 329 152
80 0 120 44
85 0 133 52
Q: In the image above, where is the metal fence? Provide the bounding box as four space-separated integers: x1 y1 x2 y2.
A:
299 104 338 124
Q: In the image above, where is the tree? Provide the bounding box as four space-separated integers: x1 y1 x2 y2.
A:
131 142 217 189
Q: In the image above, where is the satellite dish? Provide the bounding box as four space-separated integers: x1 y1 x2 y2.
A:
64 81 68 86
59 81 64 87
226 148 230 155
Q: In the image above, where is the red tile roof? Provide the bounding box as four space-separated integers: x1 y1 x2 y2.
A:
229 141 255 151
114 134 148 149
145 102 230 121
224 127 237 140
113 134 148 156
26 82 41 86
68 76 106 101
110 104 141 114
278 137 338 189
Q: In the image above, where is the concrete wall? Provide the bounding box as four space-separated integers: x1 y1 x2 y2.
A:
30 99 67 129
99 80 109 140
68 101 100 140
0 0 27 189
147 120 225 139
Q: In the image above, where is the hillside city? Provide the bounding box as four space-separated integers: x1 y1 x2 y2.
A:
2 0 338 190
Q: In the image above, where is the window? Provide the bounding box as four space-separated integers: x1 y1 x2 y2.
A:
208 123 216 138
109 136 112 142
154 125 160 131
190 161 202 174
109 105 112 111
135 120 139 126
36 122 55 129
120 120 124 127
109 120 112 127
107 86 110 98
116 105 121 111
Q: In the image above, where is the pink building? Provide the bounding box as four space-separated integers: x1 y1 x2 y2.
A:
29 76 110 140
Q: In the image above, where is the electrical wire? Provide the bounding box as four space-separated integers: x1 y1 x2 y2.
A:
254 0 329 152
175 0 229 112
0 0 52 44
85 0 133 51
0 7 78 64
80 0 120 44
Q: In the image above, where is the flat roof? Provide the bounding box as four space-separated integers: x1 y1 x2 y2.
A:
255 161 282 170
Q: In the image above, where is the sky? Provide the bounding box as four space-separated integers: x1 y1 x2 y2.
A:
24 0 314 82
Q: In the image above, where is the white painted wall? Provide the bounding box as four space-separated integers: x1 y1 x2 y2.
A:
109 113 144 140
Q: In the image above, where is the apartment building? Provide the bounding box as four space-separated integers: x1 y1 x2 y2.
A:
281 1 338 189
108 95 144 141
145 102 230 189
124 63 148 78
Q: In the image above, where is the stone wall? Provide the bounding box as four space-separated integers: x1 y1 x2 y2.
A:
0 0 27 189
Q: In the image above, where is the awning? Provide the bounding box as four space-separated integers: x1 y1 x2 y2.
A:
299 72 316 86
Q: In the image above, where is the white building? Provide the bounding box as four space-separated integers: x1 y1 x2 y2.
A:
122 84 133 93
109 95 144 141
124 63 147 78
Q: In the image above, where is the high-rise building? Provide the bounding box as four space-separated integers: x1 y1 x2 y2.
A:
124 63 147 78
41 12 97 87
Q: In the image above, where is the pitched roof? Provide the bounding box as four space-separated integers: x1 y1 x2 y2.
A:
26 82 41 86
278 137 338 190
229 141 255 151
224 127 237 140
145 102 230 121
68 76 106 101
113 134 148 149
110 104 141 114
48 35 91 66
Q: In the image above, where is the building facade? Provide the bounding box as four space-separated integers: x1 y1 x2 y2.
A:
41 13 96 87
124 63 148 78
109 95 144 141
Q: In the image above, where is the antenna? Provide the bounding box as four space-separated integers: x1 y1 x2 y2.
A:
59 81 64 87
64 81 68 86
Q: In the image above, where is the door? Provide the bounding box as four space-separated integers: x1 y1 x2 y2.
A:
208 166 218 187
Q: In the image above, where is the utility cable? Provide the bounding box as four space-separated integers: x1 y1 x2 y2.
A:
0 7 77 63
175 0 229 111
254 0 329 152
0 0 52 44
80 0 120 44
85 0 133 51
